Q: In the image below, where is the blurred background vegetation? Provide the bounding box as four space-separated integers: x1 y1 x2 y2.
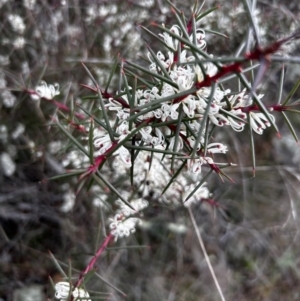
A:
1 0 300 300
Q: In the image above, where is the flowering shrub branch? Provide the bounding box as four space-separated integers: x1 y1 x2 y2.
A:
22 2 300 300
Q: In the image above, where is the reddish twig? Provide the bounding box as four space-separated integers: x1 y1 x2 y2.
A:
74 233 114 288
25 88 85 120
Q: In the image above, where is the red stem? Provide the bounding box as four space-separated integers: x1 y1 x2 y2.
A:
25 88 85 120
74 233 114 288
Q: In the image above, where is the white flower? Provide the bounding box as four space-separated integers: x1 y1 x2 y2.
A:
94 128 131 166
187 158 203 174
226 109 247 132
182 96 197 118
140 87 159 105
159 24 181 50
23 0 36 9
31 81 60 100
148 51 174 72
195 58 218 82
115 198 149 217
161 83 175 98
54 282 91 301
140 126 153 144
136 89 144 99
105 97 122 111
8 14 26 34
205 60 219 77
169 135 183 152
196 96 230 126
118 146 131 167
189 29 206 49
169 103 180 119
93 197 110 210
197 98 222 115
109 214 141 241
180 49 195 63
55 282 70 300
176 72 194 91
61 149 89 168
208 113 230 127
249 112 275 135
1 90 16 108
188 120 201 133
203 156 214 164
227 89 264 109
72 287 91 301
94 133 112 154
196 87 212 99
61 190 76 212
226 89 247 108
12 123 25 139
116 109 130 121
154 108 163 119
116 121 130 140
160 102 180 121
187 156 214 174
169 64 194 92
13 37 25 49
187 136 201 151
139 126 164 146
206 143 228 154
152 128 164 146
0 152 16 176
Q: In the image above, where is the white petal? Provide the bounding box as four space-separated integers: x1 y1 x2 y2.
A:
118 146 131 167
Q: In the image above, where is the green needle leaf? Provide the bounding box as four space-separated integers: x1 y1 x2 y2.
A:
277 65 285 105
247 113 256 176
161 159 187 196
195 6 220 22
56 119 90 157
49 251 67 278
94 172 135 210
89 119 94 164
282 111 299 142
78 104 107 130
82 63 115 142
105 56 119 92
126 144 184 156
191 82 216 158
125 60 178 89
282 78 300 106
48 169 86 181
184 170 213 202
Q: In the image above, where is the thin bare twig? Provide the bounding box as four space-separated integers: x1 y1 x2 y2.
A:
188 206 226 301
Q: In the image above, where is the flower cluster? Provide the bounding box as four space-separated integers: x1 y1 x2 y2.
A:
109 214 142 241
29 7 293 248
55 282 91 301
31 81 60 101
28 13 288 243
90 21 277 178
108 198 148 241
